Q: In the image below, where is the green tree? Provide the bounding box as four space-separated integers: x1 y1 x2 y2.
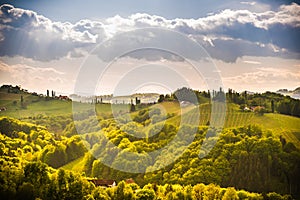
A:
253 106 265 116
136 188 156 200
23 161 50 198
16 182 35 200
115 181 134 200
222 187 239 200
92 187 110 200
130 104 136 112
193 183 205 200
158 94 165 103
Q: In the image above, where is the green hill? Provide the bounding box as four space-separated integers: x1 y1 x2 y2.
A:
1 92 300 198
1 88 300 148
163 103 300 147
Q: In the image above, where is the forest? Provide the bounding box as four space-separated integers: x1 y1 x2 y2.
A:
0 86 300 199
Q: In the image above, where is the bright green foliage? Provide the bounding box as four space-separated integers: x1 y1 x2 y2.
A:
92 186 111 200
0 158 292 200
114 181 134 200
23 161 50 197
0 90 300 200
136 188 156 200
222 187 238 200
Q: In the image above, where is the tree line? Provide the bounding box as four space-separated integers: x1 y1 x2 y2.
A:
0 106 300 199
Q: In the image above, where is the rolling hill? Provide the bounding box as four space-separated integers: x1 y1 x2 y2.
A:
1 87 300 198
1 88 300 148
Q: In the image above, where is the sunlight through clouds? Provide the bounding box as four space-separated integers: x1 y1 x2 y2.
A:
0 1 299 93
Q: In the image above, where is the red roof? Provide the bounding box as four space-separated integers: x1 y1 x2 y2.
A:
89 179 116 187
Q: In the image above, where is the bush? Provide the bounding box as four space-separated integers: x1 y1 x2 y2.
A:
136 188 156 200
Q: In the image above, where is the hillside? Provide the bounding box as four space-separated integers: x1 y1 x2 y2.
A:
1 87 300 147
1 115 299 199
1 86 300 198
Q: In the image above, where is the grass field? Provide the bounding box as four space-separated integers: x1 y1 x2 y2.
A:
1 90 300 148
60 155 86 172
165 102 300 148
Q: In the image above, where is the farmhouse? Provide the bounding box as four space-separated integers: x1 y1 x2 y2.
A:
58 95 70 101
88 179 117 187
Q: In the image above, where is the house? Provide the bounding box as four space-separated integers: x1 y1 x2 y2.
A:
125 178 135 184
243 106 251 112
180 101 193 107
88 179 117 187
250 106 265 111
58 95 70 101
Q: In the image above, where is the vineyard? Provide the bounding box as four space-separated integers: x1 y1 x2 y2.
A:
168 103 254 128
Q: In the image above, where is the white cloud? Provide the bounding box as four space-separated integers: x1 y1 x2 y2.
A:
257 3 300 28
243 60 261 64
223 66 300 91
240 2 256 6
0 3 300 62
0 60 69 93
0 4 107 61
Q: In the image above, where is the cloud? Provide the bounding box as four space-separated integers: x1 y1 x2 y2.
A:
0 4 106 61
243 60 261 64
223 66 300 91
0 60 68 93
240 2 256 6
0 3 300 62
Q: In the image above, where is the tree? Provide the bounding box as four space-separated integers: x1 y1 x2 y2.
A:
16 182 35 200
158 94 165 103
136 188 156 200
222 187 238 200
253 106 265 116
115 181 134 200
20 95 26 109
23 162 50 198
136 97 141 105
271 99 275 113
228 88 233 102
51 90 56 98
193 183 205 200
173 87 198 104
24 162 49 186
291 100 300 117
92 187 110 200
204 183 220 200
130 104 136 112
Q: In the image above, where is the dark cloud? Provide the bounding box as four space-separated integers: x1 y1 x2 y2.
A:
92 28 207 62
0 4 105 61
257 0 300 8
204 39 277 63
268 24 300 53
0 3 300 62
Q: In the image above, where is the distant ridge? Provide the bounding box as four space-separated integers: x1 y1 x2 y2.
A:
276 87 300 99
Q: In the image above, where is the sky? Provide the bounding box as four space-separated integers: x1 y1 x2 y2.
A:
0 0 300 95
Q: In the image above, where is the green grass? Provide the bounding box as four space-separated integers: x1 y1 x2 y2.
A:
0 90 113 118
1 90 300 148
60 155 86 172
157 101 181 115
165 103 300 148
0 99 73 118
250 113 300 148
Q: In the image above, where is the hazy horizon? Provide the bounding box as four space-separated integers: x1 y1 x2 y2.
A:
0 0 299 96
